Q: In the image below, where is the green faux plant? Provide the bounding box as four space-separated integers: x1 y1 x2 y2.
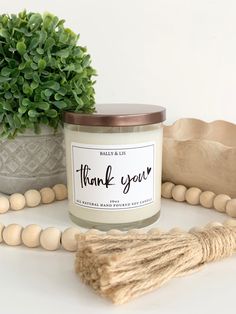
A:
0 10 96 139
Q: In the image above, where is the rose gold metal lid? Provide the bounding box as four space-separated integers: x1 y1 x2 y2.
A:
63 104 166 127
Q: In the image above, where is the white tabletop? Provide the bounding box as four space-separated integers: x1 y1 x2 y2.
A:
0 197 234 314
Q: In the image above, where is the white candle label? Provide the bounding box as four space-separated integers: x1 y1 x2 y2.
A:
71 142 155 211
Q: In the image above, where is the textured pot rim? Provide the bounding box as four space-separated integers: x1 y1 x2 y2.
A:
0 125 63 139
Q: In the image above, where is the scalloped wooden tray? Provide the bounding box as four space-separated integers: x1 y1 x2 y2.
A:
163 118 236 197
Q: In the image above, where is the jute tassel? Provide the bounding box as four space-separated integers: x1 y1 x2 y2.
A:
75 225 236 304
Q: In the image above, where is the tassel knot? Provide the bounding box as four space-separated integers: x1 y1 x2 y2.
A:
193 227 236 263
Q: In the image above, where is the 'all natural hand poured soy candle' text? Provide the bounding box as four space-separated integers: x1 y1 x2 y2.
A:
64 104 166 230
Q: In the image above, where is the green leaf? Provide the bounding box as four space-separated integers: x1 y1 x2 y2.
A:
28 109 40 118
29 36 40 50
16 41 26 55
46 109 57 118
28 13 42 30
22 98 31 107
30 63 38 70
3 102 12 111
30 81 39 90
17 76 24 84
54 93 63 100
44 37 55 50
23 83 32 95
43 89 53 97
32 73 40 83
53 100 67 109
13 114 21 128
38 58 46 70
37 102 50 111
0 76 11 83
82 55 91 68
18 106 27 114
57 87 67 96
0 28 9 39
0 113 4 123
38 29 47 44
4 91 12 99
6 114 14 127
18 63 26 70
36 47 44 55
54 48 70 58
1 67 12 77
72 90 84 108
43 81 60 91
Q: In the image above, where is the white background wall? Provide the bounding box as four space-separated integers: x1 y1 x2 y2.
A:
0 0 236 124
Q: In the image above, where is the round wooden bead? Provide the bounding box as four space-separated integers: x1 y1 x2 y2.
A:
9 193 26 211
185 187 202 205
52 184 68 201
224 219 236 227
0 224 5 243
40 187 55 204
3 224 23 246
40 227 61 251
22 224 42 248
161 182 175 199
24 189 41 208
0 196 10 214
61 227 80 252
200 191 216 209
213 194 231 213
226 199 236 218
172 185 187 202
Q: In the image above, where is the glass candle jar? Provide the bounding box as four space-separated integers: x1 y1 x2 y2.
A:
64 104 166 231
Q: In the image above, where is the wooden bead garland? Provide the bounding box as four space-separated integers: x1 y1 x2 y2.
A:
1 220 236 254
162 181 236 218
0 223 80 252
0 184 67 214
0 218 236 304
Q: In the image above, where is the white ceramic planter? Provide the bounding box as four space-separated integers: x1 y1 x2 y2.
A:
163 119 236 198
0 126 66 194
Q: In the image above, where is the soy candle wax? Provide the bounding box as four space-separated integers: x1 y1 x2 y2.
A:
64 104 166 230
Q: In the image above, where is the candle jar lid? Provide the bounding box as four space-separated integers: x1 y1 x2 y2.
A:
63 104 166 127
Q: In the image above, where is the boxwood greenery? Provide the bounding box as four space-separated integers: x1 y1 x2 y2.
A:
0 10 96 139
